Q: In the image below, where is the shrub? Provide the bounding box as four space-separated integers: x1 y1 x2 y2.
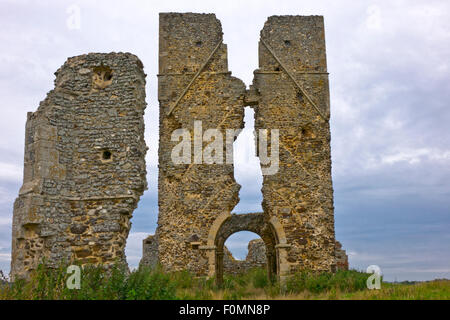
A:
286 269 369 294
0 263 177 300
249 268 269 289
125 266 177 300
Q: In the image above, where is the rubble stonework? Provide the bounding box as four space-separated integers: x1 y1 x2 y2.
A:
157 13 247 275
252 15 336 275
10 12 348 282
10 53 147 280
335 241 349 271
140 235 158 269
221 238 349 275
153 13 340 283
139 237 269 275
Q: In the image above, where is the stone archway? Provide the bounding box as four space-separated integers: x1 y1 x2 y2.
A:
203 212 289 285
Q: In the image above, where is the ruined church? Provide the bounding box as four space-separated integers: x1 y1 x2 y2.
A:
10 13 348 282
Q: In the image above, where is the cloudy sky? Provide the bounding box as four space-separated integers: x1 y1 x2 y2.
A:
0 0 449 282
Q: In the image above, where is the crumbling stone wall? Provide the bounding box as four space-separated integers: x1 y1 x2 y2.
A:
139 237 269 274
10 53 147 280
140 235 158 269
335 241 349 271
251 16 336 274
11 13 346 282
221 239 348 275
154 13 338 280
153 13 341 281
223 239 266 275
157 13 246 275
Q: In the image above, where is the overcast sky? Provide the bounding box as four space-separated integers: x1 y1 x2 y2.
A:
0 0 449 282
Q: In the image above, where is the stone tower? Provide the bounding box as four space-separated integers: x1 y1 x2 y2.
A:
10 53 147 280
252 16 336 273
157 13 247 275
154 13 338 282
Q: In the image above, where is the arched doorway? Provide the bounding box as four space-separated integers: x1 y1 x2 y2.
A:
211 213 277 285
203 212 290 285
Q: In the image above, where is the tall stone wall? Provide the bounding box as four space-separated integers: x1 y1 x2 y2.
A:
10 53 147 280
252 16 336 273
155 13 338 279
157 13 246 274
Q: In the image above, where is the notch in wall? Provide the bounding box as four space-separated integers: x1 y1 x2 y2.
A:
92 65 113 90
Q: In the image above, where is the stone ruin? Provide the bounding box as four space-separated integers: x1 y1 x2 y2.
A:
139 236 272 276
10 13 348 282
10 53 147 280
149 13 345 284
140 238 348 277
222 238 350 276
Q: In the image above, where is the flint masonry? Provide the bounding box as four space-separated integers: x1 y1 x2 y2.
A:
10 53 147 280
11 13 347 282
152 13 340 284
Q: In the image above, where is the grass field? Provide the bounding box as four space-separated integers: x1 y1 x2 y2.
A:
0 264 448 300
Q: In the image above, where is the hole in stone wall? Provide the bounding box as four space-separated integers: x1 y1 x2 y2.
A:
274 67 280 72
284 40 291 46
102 150 112 161
301 127 314 139
92 65 113 90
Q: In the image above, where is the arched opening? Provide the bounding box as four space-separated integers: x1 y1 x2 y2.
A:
223 231 265 275
205 213 289 286
212 213 278 286
225 231 260 260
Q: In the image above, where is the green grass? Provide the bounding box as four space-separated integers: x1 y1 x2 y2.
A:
285 269 369 293
0 264 178 300
0 264 448 300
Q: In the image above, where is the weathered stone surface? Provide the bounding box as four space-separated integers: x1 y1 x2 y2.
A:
11 13 349 283
222 239 348 275
335 241 349 271
140 235 159 269
10 52 147 280
252 15 336 274
152 13 340 281
156 13 246 275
